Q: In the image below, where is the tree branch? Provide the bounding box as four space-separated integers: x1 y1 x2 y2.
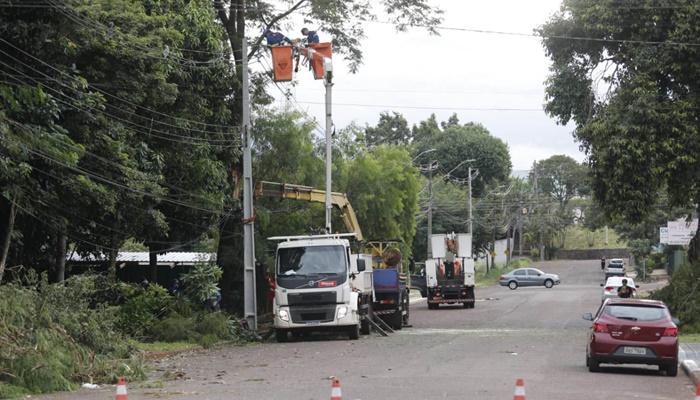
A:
248 0 308 59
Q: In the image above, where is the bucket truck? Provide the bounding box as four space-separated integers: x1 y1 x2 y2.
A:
425 233 476 309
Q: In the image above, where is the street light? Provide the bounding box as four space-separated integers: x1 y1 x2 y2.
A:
404 148 437 169
445 159 476 179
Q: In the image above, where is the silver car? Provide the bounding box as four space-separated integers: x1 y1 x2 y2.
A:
499 268 561 290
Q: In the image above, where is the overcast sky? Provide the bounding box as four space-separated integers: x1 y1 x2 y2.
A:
267 0 584 173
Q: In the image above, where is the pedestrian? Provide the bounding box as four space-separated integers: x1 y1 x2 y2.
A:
207 288 222 311
301 27 320 44
617 279 632 298
264 267 276 313
263 29 293 46
169 279 183 296
601 256 606 270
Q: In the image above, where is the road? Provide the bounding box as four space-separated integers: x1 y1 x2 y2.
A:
38 260 695 399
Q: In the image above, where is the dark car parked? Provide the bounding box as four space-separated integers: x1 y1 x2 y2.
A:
583 298 679 376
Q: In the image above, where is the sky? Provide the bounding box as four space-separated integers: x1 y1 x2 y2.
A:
268 0 585 173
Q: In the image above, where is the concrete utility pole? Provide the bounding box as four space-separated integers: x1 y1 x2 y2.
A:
323 57 333 232
242 39 257 330
427 158 434 258
468 167 474 235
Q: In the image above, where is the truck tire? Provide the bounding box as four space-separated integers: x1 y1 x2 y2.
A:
390 309 402 330
275 329 288 343
402 290 410 326
348 322 360 340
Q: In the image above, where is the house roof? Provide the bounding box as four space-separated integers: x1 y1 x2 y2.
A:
68 251 216 265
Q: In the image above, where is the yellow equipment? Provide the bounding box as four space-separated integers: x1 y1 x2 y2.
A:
254 181 363 241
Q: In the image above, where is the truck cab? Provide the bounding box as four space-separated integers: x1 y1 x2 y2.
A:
271 234 373 342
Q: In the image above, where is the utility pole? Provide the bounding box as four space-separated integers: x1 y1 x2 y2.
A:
323 57 333 232
468 167 473 235
241 39 257 330
427 159 434 258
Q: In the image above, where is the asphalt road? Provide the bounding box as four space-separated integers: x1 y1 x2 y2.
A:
37 259 696 399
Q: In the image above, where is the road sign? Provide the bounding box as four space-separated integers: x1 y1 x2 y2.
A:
504 249 510 255
490 251 496 258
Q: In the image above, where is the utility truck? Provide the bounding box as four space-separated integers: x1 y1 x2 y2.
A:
425 233 476 309
270 233 373 342
256 181 410 340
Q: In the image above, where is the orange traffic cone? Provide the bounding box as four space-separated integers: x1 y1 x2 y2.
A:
330 378 342 400
513 378 526 400
695 382 700 400
115 377 128 400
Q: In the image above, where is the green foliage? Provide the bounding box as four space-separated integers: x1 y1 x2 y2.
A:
0 274 145 395
539 1 700 225
529 155 588 210
117 284 174 338
150 315 199 343
652 262 700 333
360 111 412 146
178 263 223 304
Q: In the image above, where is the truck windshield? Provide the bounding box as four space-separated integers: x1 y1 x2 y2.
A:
277 245 347 276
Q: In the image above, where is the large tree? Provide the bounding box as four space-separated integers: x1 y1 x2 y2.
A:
212 0 444 313
529 155 588 211
539 0 700 260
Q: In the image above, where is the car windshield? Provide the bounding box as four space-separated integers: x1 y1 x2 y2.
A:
277 245 347 276
604 304 668 321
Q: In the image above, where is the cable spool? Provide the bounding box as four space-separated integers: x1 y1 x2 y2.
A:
382 247 402 267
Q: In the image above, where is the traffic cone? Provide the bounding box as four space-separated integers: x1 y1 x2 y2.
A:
513 378 525 400
330 378 342 400
115 377 128 400
695 382 700 400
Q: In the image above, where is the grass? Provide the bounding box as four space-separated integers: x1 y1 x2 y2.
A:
681 334 700 343
562 226 626 250
475 257 531 287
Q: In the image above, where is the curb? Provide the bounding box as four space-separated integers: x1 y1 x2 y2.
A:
680 346 700 386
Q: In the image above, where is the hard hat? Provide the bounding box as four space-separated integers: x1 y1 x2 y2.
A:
301 27 308 33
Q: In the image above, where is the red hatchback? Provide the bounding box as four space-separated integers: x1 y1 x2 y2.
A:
583 298 680 376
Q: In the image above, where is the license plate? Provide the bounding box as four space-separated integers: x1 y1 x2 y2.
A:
305 321 320 326
623 346 646 355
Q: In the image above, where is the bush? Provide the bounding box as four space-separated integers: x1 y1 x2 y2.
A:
652 262 700 333
116 284 174 339
0 272 145 396
150 315 200 343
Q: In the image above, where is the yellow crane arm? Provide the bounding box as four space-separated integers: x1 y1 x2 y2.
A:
254 181 363 241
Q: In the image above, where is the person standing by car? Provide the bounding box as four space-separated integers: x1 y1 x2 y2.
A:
617 278 632 298
601 256 606 270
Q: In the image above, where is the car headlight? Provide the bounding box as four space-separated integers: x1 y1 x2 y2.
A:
337 306 348 319
278 310 289 322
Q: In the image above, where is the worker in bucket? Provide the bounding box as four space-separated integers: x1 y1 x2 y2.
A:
263 29 293 46
301 27 320 44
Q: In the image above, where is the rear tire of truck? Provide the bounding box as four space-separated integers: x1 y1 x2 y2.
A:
275 329 289 343
402 290 410 326
348 322 360 340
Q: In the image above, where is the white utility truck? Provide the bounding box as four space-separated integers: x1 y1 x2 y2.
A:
425 233 476 309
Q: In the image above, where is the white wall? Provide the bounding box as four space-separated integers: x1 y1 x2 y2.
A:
475 238 514 267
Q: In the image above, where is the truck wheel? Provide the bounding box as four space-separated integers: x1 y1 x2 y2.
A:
402 290 410 326
391 310 402 330
361 302 372 335
275 329 288 343
348 322 360 340
463 301 469 308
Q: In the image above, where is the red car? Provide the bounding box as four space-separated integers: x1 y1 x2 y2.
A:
583 298 680 376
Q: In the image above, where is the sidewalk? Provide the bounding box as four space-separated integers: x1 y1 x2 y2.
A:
681 343 700 385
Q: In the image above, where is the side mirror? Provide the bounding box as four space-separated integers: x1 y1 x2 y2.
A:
409 263 415 273
582 313 593 321
356 258 366 272
635 285 639 288
600 283 604 287
672 317 681 327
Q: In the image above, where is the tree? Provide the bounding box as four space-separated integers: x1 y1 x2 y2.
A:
212 0 444 314
529 155 587 211
360 111 412 146
411 113 441 143
413 121 512 197
538 0 700 260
